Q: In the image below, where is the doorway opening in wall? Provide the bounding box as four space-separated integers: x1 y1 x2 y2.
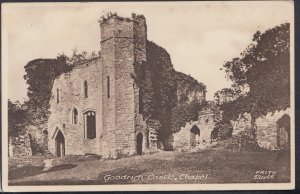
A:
276 114 290 149
190 125 200 147
136 132 143 155
55 130 65 157
85 111 96 139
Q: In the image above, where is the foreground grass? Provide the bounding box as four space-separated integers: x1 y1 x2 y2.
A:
8 149 290 185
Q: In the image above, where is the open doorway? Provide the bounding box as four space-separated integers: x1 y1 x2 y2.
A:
136 132 143 155
55 130 65 157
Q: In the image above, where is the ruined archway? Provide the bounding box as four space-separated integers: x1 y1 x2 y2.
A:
276 114 290 149
190 125 200 147
55 130 65 157
136 132 143 155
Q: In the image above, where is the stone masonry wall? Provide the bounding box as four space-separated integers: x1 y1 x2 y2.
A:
197 112 215 145
48 58 103 156
101 16 135 158
48 14 168 158
114 35 136 156
173 111 214 151
100 15 148 158
231 109 290 150
9 133 32 157
256 108 290 150
133 16 149 154
173 121 198 151
232 113 252 136
173 107 290 151
101 19 117 157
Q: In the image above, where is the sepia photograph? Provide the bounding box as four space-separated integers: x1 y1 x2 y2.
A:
1 1 295 191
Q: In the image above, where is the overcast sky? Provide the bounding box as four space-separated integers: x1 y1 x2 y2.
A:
3 1 293 102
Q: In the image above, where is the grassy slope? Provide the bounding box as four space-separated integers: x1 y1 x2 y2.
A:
8 149 290 185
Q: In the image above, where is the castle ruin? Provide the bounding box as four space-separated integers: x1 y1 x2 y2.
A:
48 13 156 158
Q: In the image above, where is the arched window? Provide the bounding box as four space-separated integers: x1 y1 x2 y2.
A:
56 88 59 103
84 111 96 139
73 108 78 124
84 80 88 98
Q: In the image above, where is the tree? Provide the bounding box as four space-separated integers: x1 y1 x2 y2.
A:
221 23 290 139
8 100 28 137
24 50 99 124
214 88 237 105
211 121 233 140
175 71 206 103
21 50 99 154
171 100 206 133
24 55 72 124
132 41 178 144
67 49 99 66
133 41 206 146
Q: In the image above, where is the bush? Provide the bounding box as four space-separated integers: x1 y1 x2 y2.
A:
211 122 233 141
212 131 262 152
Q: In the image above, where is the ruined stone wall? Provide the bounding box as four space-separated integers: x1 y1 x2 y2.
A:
232 113 252 136
172 111 214 151
231 109 290 150
48 58 103 156
47 14 208 157
133 16 150 154
256 108 290 150
172 107 291 151
173 121 198 151
9 133 32 157
25 124 48 154
197 112 215 145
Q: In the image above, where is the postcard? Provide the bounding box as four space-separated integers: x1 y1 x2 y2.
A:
1 1 295 191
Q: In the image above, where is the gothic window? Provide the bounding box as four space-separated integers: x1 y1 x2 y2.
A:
84 80 88 98
56 88 59 103
107 76 110 98
73 108 78 124
84 111 96 139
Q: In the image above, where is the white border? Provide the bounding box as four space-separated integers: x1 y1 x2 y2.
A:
1 1 295 192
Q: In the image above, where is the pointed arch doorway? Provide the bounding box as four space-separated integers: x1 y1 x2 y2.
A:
55 130 65 157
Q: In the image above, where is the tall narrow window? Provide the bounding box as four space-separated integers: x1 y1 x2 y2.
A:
73 108 78 124
107 76 110 98
84 80 88 98
56 88 59 103
84 111 96 139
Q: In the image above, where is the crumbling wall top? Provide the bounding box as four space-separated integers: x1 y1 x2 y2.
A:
98 11 145 23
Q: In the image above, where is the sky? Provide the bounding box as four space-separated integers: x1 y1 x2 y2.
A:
2 1 293 102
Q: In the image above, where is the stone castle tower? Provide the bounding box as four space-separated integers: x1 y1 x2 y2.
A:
47 13 152 158
100 13 147 157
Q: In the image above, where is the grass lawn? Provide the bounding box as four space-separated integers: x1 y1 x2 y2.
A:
8 149 290 185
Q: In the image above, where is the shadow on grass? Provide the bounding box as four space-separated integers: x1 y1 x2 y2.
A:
9 165 148 185
9 149 290 185
9 166 44 180
45 164 77 173
9 164 77 180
